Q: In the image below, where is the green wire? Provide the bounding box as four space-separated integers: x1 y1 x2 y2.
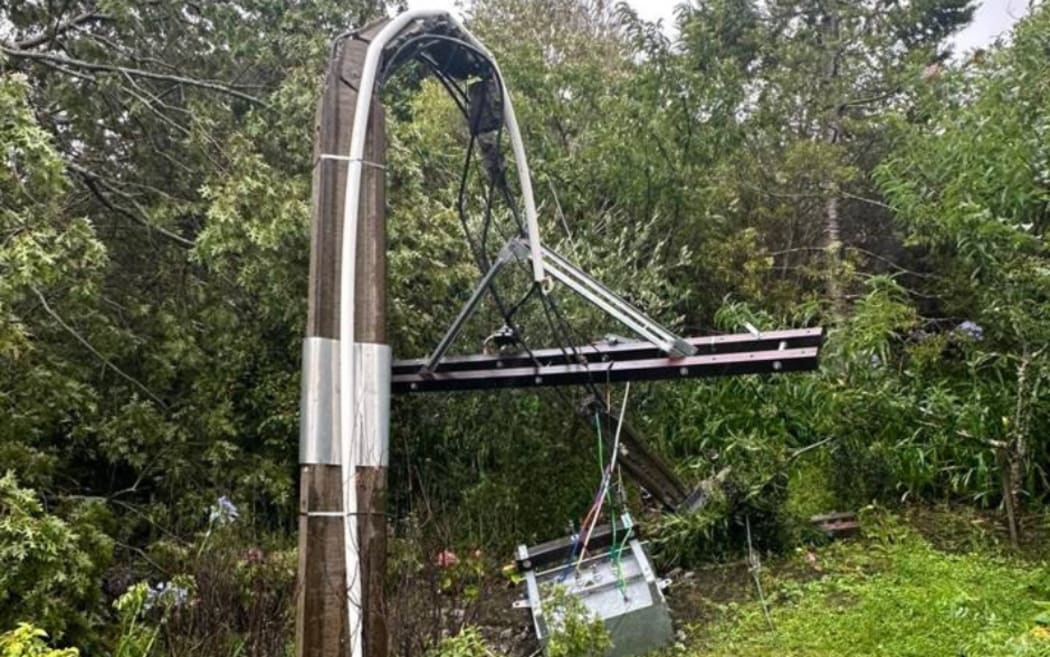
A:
595 411 629 598
594 412 603 477
595 413 618 568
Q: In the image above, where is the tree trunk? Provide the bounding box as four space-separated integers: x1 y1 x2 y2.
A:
821 7 847 321
824 189 845 320
1004 352 1037 545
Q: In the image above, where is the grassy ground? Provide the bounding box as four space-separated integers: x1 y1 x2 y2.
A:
673 511 1050 657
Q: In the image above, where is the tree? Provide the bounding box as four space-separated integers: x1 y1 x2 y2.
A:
671 0 975 320
1 0 381 537
877 3 1050 538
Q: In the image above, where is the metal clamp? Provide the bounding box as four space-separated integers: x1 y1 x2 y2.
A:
318 153 387 170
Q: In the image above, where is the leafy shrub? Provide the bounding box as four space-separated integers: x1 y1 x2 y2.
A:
543 586 612 657
428 627 494 657
0 624 77 657
0 473 112 644
92 496 295 657
425 588 611 657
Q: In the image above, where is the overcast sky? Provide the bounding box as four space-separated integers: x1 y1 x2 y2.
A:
405 0 1032 53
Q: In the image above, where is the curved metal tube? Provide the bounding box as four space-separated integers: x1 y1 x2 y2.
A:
334 11 547 657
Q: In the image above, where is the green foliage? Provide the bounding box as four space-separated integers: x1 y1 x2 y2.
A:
2 0 1050 653
543 586 612 657
690 515 1050 657
0 624 77 657
0 473 112 644
652 499 733 567
428 627 496 657
111 583 163 657
875 3 1050 516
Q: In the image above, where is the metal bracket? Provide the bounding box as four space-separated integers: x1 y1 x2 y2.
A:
419 236 696 375
422 241 518 373
526 243 695 358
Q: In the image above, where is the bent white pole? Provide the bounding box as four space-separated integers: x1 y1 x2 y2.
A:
335 10 547 657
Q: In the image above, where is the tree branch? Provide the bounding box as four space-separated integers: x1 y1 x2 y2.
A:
0 43 266 105
31 287 167 408
67 161 196 248
14 11 106 49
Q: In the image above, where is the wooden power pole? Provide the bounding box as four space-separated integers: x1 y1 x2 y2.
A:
293 12 826 657
298 22 389 657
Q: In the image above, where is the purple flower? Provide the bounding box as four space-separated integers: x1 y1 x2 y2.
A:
209 495 239 525
144 581 189 611
956 321 984 341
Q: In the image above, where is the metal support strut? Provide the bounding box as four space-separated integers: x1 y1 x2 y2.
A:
421 237 697 374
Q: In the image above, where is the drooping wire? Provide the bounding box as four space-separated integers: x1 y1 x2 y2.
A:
403 31 621 488
416 42 607 418
574 383 630 571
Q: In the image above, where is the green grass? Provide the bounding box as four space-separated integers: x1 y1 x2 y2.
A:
683 515 1050 657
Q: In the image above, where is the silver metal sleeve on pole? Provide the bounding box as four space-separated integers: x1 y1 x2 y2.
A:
354 342 392 467
300 337 341 464
299 338 391 466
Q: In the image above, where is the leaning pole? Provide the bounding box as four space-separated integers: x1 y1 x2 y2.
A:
297 11 548 657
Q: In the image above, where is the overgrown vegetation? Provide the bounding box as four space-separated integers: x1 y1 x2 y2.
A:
2 0 1049 654
687 513 1050 657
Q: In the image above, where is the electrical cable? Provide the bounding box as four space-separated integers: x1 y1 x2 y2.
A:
405 35 605 410
429 60 599 421
391 33 642 594
574 383 630 571
383 22 636 576
333 15 550 657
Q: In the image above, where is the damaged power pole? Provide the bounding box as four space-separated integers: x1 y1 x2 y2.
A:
296 10 825 657
298 21 388 657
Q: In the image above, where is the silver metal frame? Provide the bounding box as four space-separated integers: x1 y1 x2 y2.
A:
420 237 696 373
423 243 518 372
533 244 695 358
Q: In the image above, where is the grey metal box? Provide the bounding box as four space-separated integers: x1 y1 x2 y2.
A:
517 537 673 657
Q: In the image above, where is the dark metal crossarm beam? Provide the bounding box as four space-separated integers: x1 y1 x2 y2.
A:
393 346 820 393
394 327 823 376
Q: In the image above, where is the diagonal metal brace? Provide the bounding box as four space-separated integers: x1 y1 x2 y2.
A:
422 236 697 374
508 240 696 358
422 242 517 373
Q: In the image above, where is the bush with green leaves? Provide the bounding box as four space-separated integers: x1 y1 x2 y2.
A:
0 624 77 657
0 473 112 645
543 586 613 657
115 496 296 657
428 627 495 657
